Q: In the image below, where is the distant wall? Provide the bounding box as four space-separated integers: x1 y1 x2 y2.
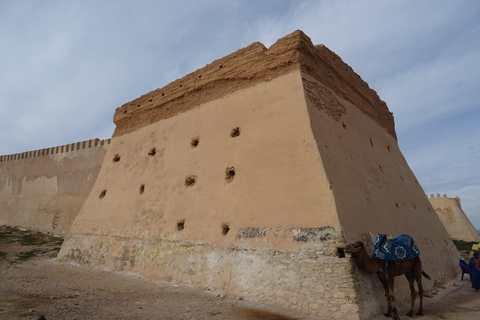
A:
0 138 110 236
428 194 480 242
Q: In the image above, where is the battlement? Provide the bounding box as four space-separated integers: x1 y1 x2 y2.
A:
0 138 111 162
427 193 461 203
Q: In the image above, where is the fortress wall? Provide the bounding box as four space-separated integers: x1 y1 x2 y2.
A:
59 71 360 319
428 194 480 242
302 72 459 318
0 138 110 235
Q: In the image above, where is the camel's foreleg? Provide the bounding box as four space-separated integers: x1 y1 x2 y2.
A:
405 273 416 317
377 272 393 317
415 275 425 316
387 276 400 320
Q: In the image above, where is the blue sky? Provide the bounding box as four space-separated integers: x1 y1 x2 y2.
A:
1 1 479 228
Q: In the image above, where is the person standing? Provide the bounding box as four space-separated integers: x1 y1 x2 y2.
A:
468 252 480 290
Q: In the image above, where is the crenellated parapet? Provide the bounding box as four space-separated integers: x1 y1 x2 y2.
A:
0 138 111 162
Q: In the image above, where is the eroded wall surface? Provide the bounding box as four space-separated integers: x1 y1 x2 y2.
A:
0 139 109 236
428 194 480 242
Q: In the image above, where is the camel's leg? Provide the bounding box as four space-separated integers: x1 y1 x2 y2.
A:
377 273 392 317
415 274 425 316
405 272 416 317
387 276 400 320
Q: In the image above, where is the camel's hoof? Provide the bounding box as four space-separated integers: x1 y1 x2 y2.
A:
392 316 401 320
384 313 392 317
406 311 414 317
416 311 424 316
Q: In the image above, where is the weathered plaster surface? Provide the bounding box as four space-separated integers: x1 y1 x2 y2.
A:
0 141 109 235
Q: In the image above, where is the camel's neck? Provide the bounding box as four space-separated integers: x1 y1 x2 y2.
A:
352 249 384 274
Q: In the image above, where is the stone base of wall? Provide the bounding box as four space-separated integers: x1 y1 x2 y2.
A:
60 229 360 319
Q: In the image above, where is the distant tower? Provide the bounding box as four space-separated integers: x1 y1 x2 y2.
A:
428 193 480 242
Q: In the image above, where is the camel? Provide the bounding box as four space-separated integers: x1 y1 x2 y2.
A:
345 240 431 320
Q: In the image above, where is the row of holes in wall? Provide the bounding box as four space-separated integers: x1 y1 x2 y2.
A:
98 166 235 200
111 127 241 163
176 220 231 236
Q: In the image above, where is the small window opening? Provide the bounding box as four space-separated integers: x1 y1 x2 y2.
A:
139 184 145 194
387 145 391 152
225 167 235 182
222 224 230 235
337 247 345 258
148 148 157 156
191 137 199 148
113 154 121 162
395 203 399 208
230 127 240 137
185 175 197 187
99 190 107 199
342 122 347 129
177 219 185 231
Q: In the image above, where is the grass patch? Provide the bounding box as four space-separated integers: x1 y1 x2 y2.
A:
0 225 64 264
452 239 479 254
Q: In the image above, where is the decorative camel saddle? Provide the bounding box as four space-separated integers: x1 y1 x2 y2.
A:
372 234 420 261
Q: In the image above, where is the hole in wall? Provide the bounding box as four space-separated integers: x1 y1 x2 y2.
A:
225 167 235 182
230 127 240 137
219 64 223 69
387 145 390 152
427 207 431 212
400 176 404 181
370 139 374 147
198 74 202 78
379 166 384 174
185 175 197 187
162 93 165 97
149 148 157 156
395 203 399 208
191 137 199 148
337 247 345 258
342 122 347 129
222 224 230 235
177 219 185 231
139 184 145 194
99 190 107 199
113 154 121 162
413 204 417 210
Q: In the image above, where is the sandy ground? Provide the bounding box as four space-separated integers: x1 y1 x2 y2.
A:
1 227 480 320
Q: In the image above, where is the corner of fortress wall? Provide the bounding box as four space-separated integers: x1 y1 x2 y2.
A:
0 138 110 236
5 30 460 319
427 193 480 242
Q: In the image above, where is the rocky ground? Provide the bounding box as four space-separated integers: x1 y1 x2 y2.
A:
1 226 479 320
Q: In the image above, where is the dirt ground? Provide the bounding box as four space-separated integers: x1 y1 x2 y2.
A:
1 226 480 320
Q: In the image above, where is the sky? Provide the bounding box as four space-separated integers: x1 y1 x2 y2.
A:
1 1 479 229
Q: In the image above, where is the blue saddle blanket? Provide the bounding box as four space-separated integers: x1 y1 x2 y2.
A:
372 234 420 261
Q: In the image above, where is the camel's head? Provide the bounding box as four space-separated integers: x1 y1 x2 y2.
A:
345 240 365 256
